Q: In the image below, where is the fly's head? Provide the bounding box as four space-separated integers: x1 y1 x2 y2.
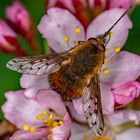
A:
88 37 105 53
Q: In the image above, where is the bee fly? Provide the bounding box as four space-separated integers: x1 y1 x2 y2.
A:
6 7 131 137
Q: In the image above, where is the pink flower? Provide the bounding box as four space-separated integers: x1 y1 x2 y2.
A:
37 7 140 115
2 90 71 140
112 81 140 106
6 0 40 51
0 20 25 56
46 0 134 27
70 110 140 140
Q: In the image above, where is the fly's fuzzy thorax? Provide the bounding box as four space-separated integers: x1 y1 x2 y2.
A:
49 40 105 100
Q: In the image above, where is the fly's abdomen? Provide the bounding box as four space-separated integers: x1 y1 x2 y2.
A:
48 66 85 100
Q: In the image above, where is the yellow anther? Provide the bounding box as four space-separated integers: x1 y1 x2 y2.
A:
103 68 109 74
63 36 69 42
22 124 30 131
73 40 77 44
114 47 121 53
36 115 43 120
108 32 113 37
44 114 53 124
42 111 47 115
104 55 108 63
58 121 63 125
104 58 108 63
75 26 81 34
48 114 53 120
29 126 36 133
52 121 58 127
105 48 109 52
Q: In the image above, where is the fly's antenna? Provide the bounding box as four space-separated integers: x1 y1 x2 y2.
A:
103 5 133 38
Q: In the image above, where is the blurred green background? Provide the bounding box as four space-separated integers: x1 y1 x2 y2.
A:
0 0 140 119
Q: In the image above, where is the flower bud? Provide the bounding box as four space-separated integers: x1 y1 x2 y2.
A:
6 0 40 51
0 20 25 56
112 81 140 106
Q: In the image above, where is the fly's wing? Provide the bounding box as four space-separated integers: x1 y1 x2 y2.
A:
6 53 68 75
82 75 104 136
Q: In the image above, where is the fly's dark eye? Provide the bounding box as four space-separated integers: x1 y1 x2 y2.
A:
88 38 105 52
88 38 98 45
97 44 105 52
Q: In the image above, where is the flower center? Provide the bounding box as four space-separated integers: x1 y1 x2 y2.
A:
22 110 63 135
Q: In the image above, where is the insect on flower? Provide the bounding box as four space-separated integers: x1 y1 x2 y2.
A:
6 6 132 137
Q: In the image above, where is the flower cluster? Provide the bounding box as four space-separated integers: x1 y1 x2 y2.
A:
1 0 140 140
46 0 134 28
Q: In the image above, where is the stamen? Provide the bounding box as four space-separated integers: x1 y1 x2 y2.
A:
44 114 53 124
64 36 69 42
42 111 47 115
58 121 63 125
105 48 109 52
22 124 30 131
75 26 81 34
36 115 43 120
103 68 109 74
108 32 113 37
73 40 77 44
29 126 36 133
114 47 121 53
104 58 108 63
104 55 108 63
52 121 59 127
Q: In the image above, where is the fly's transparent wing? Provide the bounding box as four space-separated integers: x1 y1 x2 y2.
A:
6 53 68 75
82 75 104 136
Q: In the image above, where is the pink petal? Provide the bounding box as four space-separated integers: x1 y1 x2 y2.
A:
2 91 45 128
112 81 140 105
101 51 140 88
110 0 134 9
86 8 132 59
65 102 86 123
20 74 49 98
72 98 84 115
116 128 140 140
108 110 140 125
10 128 49 140
108 110 140 140
100 83 114 115
52 113 71 140
36 90 67 117
123 110 140 124
38 8 85 52
70 122 93 140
